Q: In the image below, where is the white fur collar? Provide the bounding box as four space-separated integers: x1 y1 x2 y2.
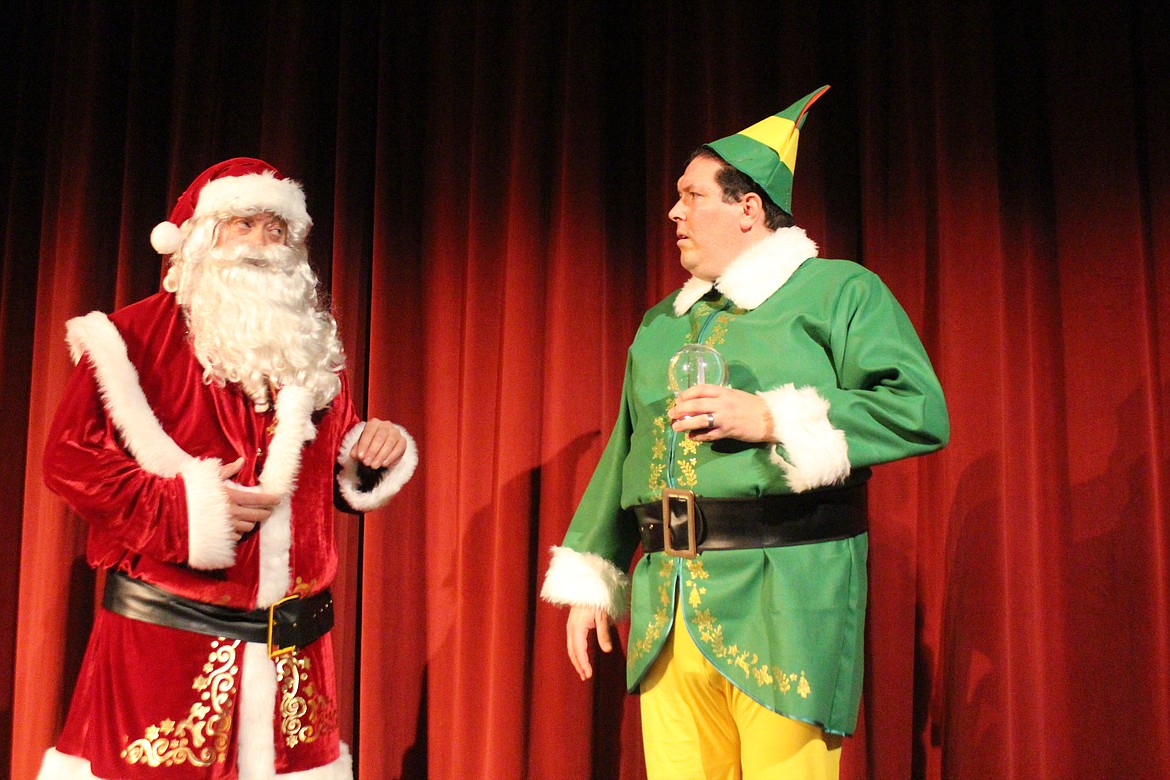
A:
672 226 818 315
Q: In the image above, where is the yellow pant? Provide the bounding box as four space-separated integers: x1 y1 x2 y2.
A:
639 603 842 780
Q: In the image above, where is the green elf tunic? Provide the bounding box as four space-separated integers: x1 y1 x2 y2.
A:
541 226 949 736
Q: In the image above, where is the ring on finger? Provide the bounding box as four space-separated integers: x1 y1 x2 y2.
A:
706 413 716 429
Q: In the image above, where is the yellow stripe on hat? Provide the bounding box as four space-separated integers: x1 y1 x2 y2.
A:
737 116 800 172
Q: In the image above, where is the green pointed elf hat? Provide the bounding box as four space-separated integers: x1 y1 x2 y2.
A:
706 85 830 215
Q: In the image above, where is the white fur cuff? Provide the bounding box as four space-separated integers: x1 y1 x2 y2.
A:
182 457 237 570
540 546 630 619
336 423 419 512
758 384 850 493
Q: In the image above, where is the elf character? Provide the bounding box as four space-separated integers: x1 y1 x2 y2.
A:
541 86 949 780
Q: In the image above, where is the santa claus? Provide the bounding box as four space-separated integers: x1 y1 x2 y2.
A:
37 158 418 779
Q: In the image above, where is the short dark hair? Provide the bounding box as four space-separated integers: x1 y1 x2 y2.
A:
686 147 794 230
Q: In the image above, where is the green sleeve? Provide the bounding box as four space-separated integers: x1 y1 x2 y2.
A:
560 353 644 571
824 271 950 468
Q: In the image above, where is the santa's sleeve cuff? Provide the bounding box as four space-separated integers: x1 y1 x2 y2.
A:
758 384 851 493
336 422 419 512
540 546 630 619
181 457 237 570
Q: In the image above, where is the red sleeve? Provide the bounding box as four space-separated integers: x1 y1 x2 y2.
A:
43 357 197 565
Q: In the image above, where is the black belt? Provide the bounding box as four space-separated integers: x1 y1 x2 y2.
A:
635 483 867 558
103 571 334 658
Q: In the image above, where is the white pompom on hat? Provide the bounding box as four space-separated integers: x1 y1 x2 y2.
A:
150 157 312 255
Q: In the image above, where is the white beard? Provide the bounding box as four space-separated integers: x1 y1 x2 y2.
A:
164 227 344 411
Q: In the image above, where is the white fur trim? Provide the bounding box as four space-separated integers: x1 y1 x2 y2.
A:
758 384 850 492
36 747 99 779
335 422 419 512
66 312 194 477
255 499 292 608
238 642 279 780
672 276 715 316
715 227 817 310
35 737 352 780
237 644 354 780
183 457 237 569
251 386 317 607
670 227 816 315
66 312 235 568
194 171 311 228
540 546 630 619
150 220 183 254
259 386 317 499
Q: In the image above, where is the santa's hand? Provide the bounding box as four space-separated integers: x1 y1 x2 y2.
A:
218 457 245 480
218 459 281 540
351 419 406 469
566 604 615 681
669 384 776 443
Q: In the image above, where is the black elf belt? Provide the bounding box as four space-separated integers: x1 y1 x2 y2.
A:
635 484 867 559
103 571 334 658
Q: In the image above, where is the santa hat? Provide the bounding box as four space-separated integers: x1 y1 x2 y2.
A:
705 85 830 216
150 157 312 255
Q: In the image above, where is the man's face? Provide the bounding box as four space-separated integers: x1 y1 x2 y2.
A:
668 156 747 281
215 213 288 252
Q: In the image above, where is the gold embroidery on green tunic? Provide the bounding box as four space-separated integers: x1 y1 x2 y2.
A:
704 317 730 347
121 639 238 768
687 298 735 348
682 559 812 700
648 415 669 493
629 556 676 664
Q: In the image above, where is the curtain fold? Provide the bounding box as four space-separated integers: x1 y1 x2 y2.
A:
2 1 1167 778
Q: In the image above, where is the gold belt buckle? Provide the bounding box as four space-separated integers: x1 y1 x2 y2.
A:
267 594 300 658
662 487 698 559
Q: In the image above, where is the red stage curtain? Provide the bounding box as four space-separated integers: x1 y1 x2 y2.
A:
2 2 1167 779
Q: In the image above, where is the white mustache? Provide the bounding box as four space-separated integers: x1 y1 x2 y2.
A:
208 242 298 271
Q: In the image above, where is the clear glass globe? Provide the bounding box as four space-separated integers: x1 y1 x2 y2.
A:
668 343 728 395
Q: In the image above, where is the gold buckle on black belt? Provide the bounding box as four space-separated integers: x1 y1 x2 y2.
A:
267 594 300 658
662 487 698 559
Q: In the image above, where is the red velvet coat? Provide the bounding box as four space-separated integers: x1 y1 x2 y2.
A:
39 292 417 780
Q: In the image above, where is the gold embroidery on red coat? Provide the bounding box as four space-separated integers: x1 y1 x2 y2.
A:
276 650 337 748
121 639 238 768
684 559 812 699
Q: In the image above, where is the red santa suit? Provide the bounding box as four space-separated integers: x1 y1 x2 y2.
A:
38 290 418 779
